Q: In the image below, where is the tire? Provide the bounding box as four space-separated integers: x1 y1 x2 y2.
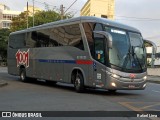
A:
20 68 27 82
74 73 85 93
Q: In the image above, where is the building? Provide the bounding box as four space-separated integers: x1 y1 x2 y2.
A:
0 4 42 29
0 3 10 10
24 5 42 16
81 0 115 20
146 46 160 66
0 4 21 29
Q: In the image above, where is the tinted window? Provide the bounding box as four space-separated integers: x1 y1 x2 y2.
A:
83 22 103 57
94 33 105 64
26 32 36 48
50 24 84 50
9 33 25 49
25 24 84 50
94 23 103 31
129 32 143 47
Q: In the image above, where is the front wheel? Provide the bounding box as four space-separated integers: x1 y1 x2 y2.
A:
20 68 27 82
74 73 85 93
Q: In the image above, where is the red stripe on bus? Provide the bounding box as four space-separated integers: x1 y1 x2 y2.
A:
76 60 93 65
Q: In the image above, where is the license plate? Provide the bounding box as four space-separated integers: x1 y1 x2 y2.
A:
128 85 135 88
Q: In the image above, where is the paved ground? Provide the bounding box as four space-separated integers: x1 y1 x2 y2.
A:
147 76 160 84
0 67 160 120
0 67 8 87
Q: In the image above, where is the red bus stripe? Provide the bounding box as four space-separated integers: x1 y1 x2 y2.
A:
76 60 93 65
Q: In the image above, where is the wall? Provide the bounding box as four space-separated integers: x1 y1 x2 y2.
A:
81 0 115 20
147 68 160 76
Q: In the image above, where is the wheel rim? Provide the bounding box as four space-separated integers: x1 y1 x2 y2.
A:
21 72 25 81
75 76 80 88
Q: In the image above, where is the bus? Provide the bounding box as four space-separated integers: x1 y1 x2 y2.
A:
8 16 147 92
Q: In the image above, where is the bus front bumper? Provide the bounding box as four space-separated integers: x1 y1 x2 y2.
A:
105 76 147 90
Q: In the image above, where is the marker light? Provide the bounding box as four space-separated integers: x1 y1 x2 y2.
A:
112 74 120 79
111 82 116 87
143 76 147 80
143 83 146 88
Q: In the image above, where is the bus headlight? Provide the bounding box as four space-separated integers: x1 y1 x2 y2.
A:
143 76 147 80
143 83 146 88
111 74 120 79
111 82 116 87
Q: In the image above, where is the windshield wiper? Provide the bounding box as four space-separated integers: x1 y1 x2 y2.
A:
131 46 143 71
110 63 124 70
122 45 132 69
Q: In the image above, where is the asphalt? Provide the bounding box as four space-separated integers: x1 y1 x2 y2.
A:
0 67 8 87
147 75 160 84
0 80 8 87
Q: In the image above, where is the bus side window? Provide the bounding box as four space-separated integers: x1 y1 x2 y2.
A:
93 33 105 64
94 23 103 31
83 22 104 57
65 24 84 50
9 34 26 49
26 31 37 48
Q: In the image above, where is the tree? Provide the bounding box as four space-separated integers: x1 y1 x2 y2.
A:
0 29 11 62
10 10 73 32
10 11 29 32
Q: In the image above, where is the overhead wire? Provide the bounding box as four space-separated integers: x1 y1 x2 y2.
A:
115 15 160 21
26 0 160 21
27 0 80 13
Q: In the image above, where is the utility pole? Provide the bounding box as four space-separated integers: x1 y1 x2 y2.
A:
27 1 29 28
33 0 35 27
60 4 64 20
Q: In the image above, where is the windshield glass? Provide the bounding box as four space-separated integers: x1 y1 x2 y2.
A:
105 26 146 72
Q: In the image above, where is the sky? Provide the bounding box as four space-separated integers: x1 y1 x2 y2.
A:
1 0 160 46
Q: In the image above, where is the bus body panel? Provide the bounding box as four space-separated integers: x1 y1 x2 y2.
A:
8 16 147 91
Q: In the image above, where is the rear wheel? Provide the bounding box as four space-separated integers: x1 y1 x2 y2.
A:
20 68 27 82
74 73 85 93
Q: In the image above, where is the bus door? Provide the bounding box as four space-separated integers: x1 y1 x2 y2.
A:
92 33 107 88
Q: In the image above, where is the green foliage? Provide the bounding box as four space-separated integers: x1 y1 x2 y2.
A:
34 10 61 25
144 41 152 47
10 10 73 32
0 29 11 61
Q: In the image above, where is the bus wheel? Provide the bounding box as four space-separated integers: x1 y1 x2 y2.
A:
20 68 27 82
74 73 84 93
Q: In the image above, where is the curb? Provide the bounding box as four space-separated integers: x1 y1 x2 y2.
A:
147 76 160 84
147 80 160 84
0 80 8 87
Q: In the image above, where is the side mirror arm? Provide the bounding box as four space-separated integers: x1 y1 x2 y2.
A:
93 31 112 48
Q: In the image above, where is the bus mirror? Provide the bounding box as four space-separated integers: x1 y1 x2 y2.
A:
93 31 112 48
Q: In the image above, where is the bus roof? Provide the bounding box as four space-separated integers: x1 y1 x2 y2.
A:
10 16 140 35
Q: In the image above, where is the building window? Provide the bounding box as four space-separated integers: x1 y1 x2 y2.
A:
3 14 18 20
2 22 10 28
101 15 108 18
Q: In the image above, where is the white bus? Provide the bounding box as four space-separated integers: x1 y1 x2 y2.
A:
8 16 147 92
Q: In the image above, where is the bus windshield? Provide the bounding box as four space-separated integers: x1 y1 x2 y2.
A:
105 26 146 73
